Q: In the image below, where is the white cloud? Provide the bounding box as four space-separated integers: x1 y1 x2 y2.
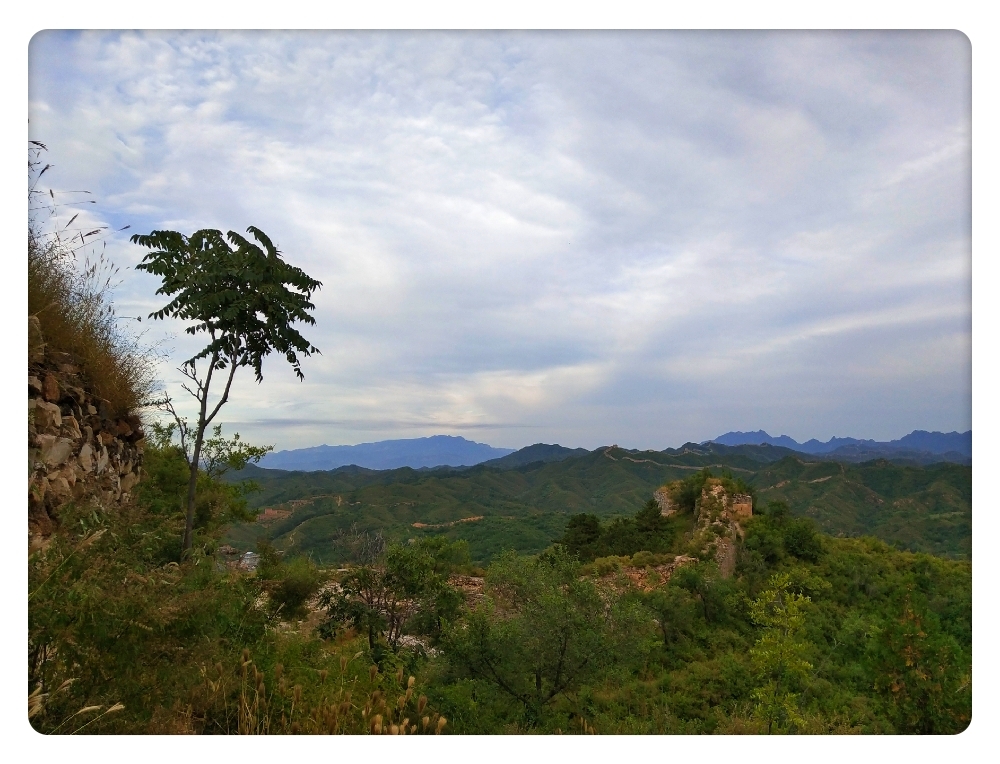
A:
28 31 971 450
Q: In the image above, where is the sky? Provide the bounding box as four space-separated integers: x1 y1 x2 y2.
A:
27 30 972 452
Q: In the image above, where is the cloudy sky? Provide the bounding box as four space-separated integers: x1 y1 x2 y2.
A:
28 30 971 452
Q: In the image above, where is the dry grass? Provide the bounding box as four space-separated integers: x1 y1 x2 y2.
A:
195 648 448 735
28 225 156 417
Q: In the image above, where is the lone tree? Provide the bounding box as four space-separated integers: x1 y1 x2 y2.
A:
132 226 321 555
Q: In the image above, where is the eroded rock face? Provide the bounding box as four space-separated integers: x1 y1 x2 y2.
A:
28 339 144 538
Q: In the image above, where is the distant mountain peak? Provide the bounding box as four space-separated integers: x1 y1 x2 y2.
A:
259 435 515 472
709 429 970 460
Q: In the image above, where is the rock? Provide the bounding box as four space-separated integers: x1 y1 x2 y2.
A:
63 385 86 405
79 443 94 472
60 465 77 488
42 374 60 402
86 404 97 415
47 475 72 503
116 419 133 438
34 400 62 431
96 445 109 474
28 376 43 396
120 471 138 493
98 430 115 447
37 434 74 468
62 415 82 440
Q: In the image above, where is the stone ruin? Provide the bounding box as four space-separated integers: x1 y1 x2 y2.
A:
28 317 144 544
730 493 753 519
654 486 676 517
651 478 755 579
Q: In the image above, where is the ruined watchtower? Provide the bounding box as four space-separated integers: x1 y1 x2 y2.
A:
730 493 753 519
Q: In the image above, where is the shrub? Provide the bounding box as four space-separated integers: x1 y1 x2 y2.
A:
632 550 657 568
258 550 324 620
593 555 627 576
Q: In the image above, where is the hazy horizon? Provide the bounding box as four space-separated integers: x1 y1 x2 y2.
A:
29 31 971 452
260 426 972 455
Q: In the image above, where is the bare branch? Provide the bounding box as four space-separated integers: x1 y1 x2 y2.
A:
204 353 240 427
157 395 192 467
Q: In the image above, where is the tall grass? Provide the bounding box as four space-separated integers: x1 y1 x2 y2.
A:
28 145 155 417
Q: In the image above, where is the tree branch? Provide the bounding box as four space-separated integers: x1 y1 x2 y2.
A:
204 352 240 427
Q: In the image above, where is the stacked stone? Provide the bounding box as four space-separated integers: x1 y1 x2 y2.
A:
28 345 144 535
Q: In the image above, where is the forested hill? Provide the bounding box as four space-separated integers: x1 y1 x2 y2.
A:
225 443 971 564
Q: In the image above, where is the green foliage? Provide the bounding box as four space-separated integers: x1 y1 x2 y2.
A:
133 225 320 555
869 594 971 733
201 425 274 479
440 547 649 724
228 448 970 564
319 538 467 654
642 585 697 648
559 498 680 562
132 227 322 381
259 555 324 621
134 432 261 543
748 573 813 733
742 501 823 568
28 496 272 733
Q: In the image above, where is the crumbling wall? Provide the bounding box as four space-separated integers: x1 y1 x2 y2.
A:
690 480 752 578
730 493 753 519
653 486 676 517
28 340 144 539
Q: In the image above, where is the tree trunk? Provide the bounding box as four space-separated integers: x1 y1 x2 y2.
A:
181 426 206 556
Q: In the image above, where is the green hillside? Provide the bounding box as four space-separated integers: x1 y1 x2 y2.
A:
225 445 971 564
750 457 971 557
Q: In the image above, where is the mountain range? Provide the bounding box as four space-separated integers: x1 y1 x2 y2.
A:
709 429 971 462
228 440 971 563
257 435 515 471
256 429 970 472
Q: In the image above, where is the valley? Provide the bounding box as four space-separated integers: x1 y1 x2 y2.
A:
225 442 972 564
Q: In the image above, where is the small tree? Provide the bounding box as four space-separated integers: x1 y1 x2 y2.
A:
748 573 813 733
132 227 321 555
442 547 647 723
319 539 465 655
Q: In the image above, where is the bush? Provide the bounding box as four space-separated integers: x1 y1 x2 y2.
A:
592 555 628 576
632 550 657 568
783 519 823 562
257 546 324 620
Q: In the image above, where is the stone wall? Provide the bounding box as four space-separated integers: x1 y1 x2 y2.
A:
692 480 751 578
28 341 144 538
653 486 676 517
730 493 753 519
